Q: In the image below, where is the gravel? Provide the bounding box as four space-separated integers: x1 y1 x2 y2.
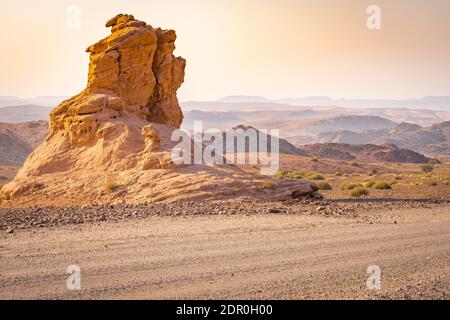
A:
0 197 448 232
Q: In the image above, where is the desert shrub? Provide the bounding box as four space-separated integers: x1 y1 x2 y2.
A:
261 180 277 189
341 182 363 191
335 171 343 176
348 161 358 167
316 181 332 190
274 169 305 180
286 172 304 179
350 187 369 198
104 178 120 192
273 169 289 179
363 181 376 188
421 164 434 173
310 157 319 162
371 169 379 175
373 182 392 190
0 176 8 180
422 180 438 186
389 179 399 186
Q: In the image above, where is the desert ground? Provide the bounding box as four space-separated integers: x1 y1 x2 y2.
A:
1 157 449 300
1 156 449 300
0 200 449 300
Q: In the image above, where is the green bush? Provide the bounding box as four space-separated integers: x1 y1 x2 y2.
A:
373 182 392 190
421 164 434 173
350 187 369 197
316 181 332 190
273 169 289 179
273 169 305 180
363 181 376 188
341 182 363 191
286 171 304 180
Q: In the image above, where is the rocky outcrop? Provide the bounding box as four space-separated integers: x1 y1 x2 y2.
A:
9 14 186 177
0 14 317 207
51 14 185 141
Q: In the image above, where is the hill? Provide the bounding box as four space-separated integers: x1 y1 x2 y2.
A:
222 125 307 156
299 143 436 164
312 121 450 156
0 121 48 165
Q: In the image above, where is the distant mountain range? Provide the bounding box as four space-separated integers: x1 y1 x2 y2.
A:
0 96 68 108
291 121 450 157
1 97 449 163
0 120 442 166
215 95 450 111
299 143 437 164
4 95 450 111
182 101 449 130
0 105 52 123
0 121 48 165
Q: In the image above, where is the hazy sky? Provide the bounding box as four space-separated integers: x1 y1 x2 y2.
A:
1 0 450 101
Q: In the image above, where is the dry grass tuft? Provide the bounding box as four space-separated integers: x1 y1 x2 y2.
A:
104 178 120 192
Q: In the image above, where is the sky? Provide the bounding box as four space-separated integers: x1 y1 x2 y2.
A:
1 0 450 101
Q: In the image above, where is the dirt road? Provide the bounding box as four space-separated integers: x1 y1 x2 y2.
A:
0 205 449 299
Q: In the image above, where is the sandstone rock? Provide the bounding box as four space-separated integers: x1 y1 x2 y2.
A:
0 14 319 207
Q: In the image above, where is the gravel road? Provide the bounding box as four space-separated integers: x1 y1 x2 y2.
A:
0 203 449 300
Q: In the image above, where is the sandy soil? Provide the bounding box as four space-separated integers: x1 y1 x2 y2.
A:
0 204 449 300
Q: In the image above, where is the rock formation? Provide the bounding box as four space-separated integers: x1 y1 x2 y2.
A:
0 14 318 207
